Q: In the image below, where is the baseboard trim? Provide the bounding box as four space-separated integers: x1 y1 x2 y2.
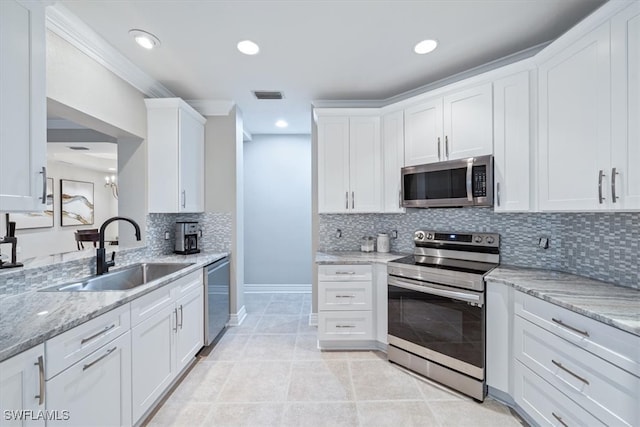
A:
228 305 247 326
308 313 318 326
244 283 311 293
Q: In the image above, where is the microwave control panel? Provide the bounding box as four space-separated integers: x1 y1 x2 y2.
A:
472 166 487 197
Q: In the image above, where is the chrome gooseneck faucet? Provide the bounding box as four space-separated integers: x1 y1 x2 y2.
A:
96 216 141 275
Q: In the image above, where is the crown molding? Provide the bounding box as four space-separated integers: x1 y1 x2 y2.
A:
45 3 174 98
186 100 235 116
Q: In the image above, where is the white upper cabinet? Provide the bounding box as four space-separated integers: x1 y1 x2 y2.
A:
538 22 611 211
611 2 640 210
0 0 47 212
404 83 493 166
317 113 382 213
145 98 206 213
381 110 405 213
493 71 531 212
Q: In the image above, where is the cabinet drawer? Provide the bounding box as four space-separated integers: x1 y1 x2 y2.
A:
515 291 639 376
318 264 372 281
46 304 130 380
173 269 203 299
318 311 373 340
514 360 605 427
130 283 175 327
318 281 372 311
515 316 639 426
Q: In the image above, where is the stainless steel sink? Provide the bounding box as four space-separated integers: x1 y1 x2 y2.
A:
40 262 195 292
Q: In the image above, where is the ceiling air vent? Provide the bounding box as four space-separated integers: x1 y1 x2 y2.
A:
253 91 284 100
68 146 90 150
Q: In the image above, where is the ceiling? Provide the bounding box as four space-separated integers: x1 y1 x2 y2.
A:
58 0 607 135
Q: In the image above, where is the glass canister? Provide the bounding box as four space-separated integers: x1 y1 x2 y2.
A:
361 236 375 252
377 233 390 253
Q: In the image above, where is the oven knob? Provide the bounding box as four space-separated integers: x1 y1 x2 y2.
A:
486 236 495 244
416 232 425 240
474 235 483 243
426 233 433 240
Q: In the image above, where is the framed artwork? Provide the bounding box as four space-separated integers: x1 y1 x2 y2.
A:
11 177 54 229
61 179 94 226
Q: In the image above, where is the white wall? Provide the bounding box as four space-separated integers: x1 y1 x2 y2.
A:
3 161 118 260
244 134 312 291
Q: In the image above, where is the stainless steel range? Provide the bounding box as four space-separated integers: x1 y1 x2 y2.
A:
387 230 500 401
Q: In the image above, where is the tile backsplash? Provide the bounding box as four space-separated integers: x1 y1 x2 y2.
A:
319 210 639 289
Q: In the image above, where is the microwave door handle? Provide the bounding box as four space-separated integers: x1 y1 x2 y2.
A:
466 160 473 201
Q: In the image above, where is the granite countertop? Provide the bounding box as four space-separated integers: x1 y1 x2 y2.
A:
316 251 408 265
0 252 228 362
487 266 640 337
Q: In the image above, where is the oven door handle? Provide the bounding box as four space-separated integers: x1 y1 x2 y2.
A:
388 276 483 306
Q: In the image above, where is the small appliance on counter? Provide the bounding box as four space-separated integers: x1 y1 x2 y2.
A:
377 233 390 252
174 221 200 254
0 214 23 269
360 236 374 252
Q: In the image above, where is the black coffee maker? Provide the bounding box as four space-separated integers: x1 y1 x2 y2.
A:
0 213 23 269
174 221 200 254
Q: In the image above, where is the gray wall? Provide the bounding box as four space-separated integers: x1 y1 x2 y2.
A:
244 134 312 290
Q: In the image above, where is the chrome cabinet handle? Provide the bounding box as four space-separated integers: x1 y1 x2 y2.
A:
551 318 589 337
445 136 449 159
336 325 355 329
351 191 355 209
335 271 356 275
178 304 184 329
39 167 47 203
335 295 355 299
34 356 45 405
552 359 590 385
83 347 116 371
611 167 619 203
398 188 402 208
181 190 186 208
437 137 441 160
81 324 116 345
496 182 501 207
173 308 178 332
345 191 349 209
466 159 473 201
552 412 569 427
598 170 605 204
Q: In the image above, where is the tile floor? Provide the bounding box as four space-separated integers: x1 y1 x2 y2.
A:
148 293 525 427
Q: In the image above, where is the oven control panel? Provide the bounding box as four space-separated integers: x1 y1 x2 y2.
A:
414 230 499 248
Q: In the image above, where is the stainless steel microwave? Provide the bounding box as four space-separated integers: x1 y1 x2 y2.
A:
401 155 493 208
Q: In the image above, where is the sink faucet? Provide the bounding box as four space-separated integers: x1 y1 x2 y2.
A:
96 216 141 275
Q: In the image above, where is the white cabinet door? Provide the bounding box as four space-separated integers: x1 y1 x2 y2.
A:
443 83 493 160
317 116 350 213
349 116 381 213
381 111 405 213
175 286 204 373
611 3 640 210
538 23 611 211
0 0 46 212
178 108 205 213
0 345 45 427
493 72 531 212
404 99 442 166
46 332 132 427
131 306 176 423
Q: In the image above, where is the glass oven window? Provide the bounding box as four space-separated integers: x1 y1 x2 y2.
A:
388 285 484 369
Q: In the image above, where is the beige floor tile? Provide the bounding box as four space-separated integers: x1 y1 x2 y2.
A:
204 403 284 427
288 360 354 401
255 314 301 334
294 335 349 360
146 401 211 427
265 300 303 315
414 375 470 401
225 314 260 335
218 361 292 402
357 400 440 427
282 402 359 427
350 360 422 401
346 350 386 360
298 316 318 335
241 334 297 360
272 293 307 303
169 360 234 402
206 333 250 361
428 398 523 427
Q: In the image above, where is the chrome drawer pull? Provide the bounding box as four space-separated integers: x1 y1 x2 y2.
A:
34 356 45 405
335 295 355 298
335 325 355 329
551 318 589 337
83 347 116 371
81 324 116 344
552 359 590 385
552 412 569 427
335 271 356 275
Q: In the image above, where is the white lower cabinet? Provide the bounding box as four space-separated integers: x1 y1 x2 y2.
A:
46 332 132 427
0 345 45 427
175 285 204 372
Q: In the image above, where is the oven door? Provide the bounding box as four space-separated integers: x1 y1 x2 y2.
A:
387 276 485 380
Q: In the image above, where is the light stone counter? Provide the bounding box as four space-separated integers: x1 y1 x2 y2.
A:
487 266 639 337
0 252 228 362
315 251 407 265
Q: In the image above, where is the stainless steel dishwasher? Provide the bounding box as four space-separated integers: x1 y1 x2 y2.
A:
204 256 230 346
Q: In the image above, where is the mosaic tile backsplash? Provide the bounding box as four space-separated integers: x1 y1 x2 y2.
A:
319 210 639 289
0 212 232 296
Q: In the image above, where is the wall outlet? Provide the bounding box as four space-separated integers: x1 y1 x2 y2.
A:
164 231 170 240
391 230 398 239
336 229 342 238
538 237 549 249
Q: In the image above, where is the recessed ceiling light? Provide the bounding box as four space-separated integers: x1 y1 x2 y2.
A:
237 40 260 55
129 29 161 50
275 120 288 128
414 39 438 55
